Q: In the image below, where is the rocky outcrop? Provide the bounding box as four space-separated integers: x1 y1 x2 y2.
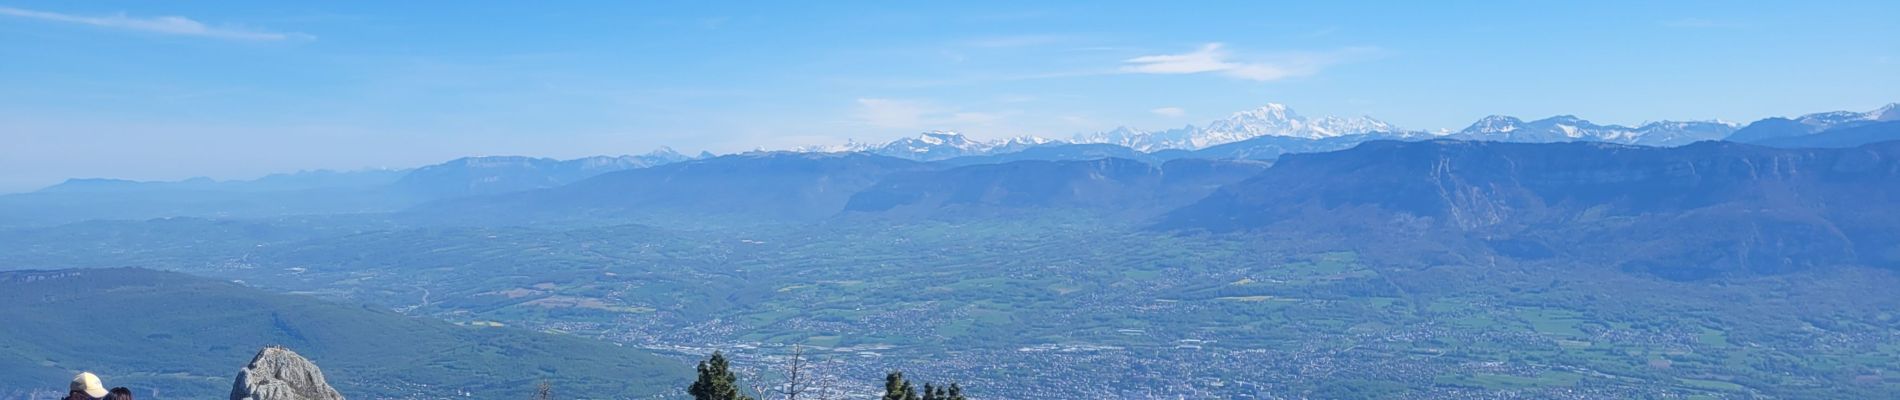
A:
230 346 344 400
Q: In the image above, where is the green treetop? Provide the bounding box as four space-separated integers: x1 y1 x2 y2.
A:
688 352 753 400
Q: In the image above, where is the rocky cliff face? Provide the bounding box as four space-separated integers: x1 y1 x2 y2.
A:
230 346 344 400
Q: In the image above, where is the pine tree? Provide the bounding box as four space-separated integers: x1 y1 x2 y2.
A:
918 381 959 400
689 352 754 400
882 371 918 400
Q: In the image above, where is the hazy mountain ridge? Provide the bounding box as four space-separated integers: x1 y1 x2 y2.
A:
1159 139 1900 279
427 153 1278 224
0 150 697 227
36 169 411 194
1170 131 1433 161
7 103 1894 228
1726 103 1899 143
1450 115 1738 146
414 151 933 223
392 149 695 198
844 158 1268 217
935 143 1159 166
1751 120 1900 148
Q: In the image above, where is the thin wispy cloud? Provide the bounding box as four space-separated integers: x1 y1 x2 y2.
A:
1122 44 1241 75
1150 107 1186 117
1121 43 1376 82
0 6 306 41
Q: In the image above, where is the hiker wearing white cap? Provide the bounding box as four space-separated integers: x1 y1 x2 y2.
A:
66 372 108 400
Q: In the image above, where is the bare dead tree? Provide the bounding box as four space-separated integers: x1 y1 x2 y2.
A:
779 345 808 400
533 379 552 400
718 344 864 400
807 350 847 400
747 380 770 400
736 344 852 400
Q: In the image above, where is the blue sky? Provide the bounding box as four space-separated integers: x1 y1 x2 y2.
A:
2 1 1897 191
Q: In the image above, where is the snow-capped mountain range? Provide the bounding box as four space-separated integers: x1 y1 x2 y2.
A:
1725 103 1900 143
1071 104 1396 151
1451 115 1739 146
1798 103 1899 127
806 103 1405 160
794 102 1900 161
794 131 1055 160
1791 103 1899 132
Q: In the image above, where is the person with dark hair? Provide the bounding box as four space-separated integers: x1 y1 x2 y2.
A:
104 387 133 400
65 372 108 400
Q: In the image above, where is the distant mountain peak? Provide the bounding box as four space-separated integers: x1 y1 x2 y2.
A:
1871 103 1899 121
790 139 874 153
1073 103 1395 151
643 146 683 158
1465 115 1525 133
1001 135 1056 146
911 130 972 146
